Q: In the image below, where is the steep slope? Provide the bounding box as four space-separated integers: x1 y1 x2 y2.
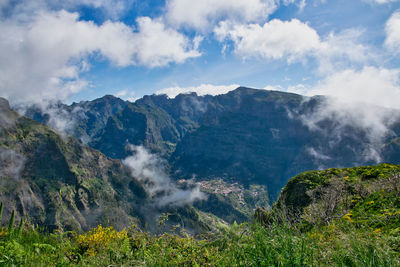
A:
0 97 147 231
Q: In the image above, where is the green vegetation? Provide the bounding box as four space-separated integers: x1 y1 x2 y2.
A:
0 211 398 266
1 164 399 266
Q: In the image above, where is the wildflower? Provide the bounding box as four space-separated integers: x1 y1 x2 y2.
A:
76 225 128 256
342 212 353 222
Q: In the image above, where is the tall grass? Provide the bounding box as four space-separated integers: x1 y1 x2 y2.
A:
1 220 398 266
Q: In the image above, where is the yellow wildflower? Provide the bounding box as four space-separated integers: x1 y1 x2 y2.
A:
76 225 128 256
342 212 353 222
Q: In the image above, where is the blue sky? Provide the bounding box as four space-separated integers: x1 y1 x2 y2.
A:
0 0 400 107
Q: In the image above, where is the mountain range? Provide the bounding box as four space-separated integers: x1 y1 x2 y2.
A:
1 86 399 233
26 87 400 197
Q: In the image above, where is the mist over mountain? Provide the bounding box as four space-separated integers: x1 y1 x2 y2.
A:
24 87 400 199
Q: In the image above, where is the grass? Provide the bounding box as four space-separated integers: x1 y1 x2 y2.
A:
0 217 398 266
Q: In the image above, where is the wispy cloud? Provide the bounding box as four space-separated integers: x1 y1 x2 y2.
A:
156 83 240 98
0 148 25 180
122 145 206 207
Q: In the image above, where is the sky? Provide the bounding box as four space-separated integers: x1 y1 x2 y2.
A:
0 0 400 107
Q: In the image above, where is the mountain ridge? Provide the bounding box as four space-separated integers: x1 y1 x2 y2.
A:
1 97 267 233
23 87 400 198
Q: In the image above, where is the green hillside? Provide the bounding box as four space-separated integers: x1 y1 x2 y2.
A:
0 164 398 266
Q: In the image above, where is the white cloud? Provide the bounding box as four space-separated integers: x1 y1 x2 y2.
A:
131 17 201 67
306 147 331 161
165 0 277 31
214 19 320 62
308 66 400 109
316 29 371 73
115 90 128 98
215 19 371 73
122 145 206 207
369 0 400 4
0 148 25 180
115 89 137 102
0 0 133 20
156 83 240 98
0 11 200 104
385 10 400 53
282 0 306 12
59 0 133 19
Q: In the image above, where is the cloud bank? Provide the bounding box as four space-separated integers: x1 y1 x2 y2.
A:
0 9 200 105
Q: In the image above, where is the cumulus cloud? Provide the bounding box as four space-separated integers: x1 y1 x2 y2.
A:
214 19 320 62
385 10 400 53
215 19 371 72
165 0 277 31
131 17 201 67
156 83 240 98
0 10 201 105
123 145 206 207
